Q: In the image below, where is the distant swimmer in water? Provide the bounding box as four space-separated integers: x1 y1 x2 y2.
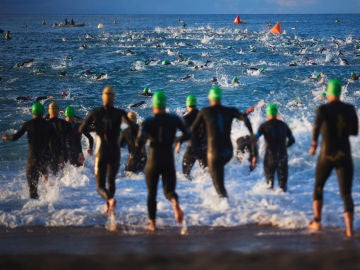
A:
162 60 171 65
140 87 153 97
15 59 34 68
79 44 88 50
339 58 349 66
246 67 265 76
35 96 53 102
211 77 218 83
181 74 193 81
308 79 358 238
58 69 67 77
349 71 359 81
16 96 31 102
16 95 53 102
5 30 11 40
255 104 295 192
130 101 146 108
231 76 239 85
289 61 298 66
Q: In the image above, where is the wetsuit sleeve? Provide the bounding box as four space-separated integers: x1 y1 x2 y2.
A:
235 110 253 135
286 125 295 148
175 116 191 144
119 129 127 148
7 122 28 141
349 105 358 136
190 110 203 133
135 121 148 149
255 123 264 139
83 129 94 150
312 106 324 143
79 110 95 134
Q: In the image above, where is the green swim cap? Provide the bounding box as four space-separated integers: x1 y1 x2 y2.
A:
326 79 342 97
64 106 75 117
232 76 239 83
162 60 170 65
31 102 45 115
266 103 278 116
208 86 222 101
152 90 167 108
351 71 356 76
143 87 149 93
186 94 197 107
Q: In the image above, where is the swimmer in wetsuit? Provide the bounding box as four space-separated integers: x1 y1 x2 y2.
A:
79 86 134 217
47 102 72 175
136 90 190 232
119 111 147 174
2 102 55 199
191 86 256 198
308 79 358 238
255 104 295 192
64 106 93 167
175 94 207 180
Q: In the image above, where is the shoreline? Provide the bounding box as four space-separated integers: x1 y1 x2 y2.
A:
1 225 360 269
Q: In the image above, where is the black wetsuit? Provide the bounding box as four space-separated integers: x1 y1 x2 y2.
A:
136 113 190 220
191 104 254 197
79 106 132 201
181 109 207 180
256 119 295 191
67 121 94 166
47 118 72 175
119 123 146 173
7 117 55 199
235 135 258 171
312 100 358 212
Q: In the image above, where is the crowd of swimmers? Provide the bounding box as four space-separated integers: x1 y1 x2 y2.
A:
2 79 358 237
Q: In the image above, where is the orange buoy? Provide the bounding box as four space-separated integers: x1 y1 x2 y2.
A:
269 22 282 34
234 15 240 24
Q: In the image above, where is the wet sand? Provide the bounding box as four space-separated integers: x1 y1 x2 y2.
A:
0 225 360 269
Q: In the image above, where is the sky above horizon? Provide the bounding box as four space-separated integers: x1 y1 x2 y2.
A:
1 0 360 14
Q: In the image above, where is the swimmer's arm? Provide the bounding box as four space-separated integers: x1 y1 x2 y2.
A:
237 110 254 135
350 106 358 136
310 107 323 154
286 127 295 147
83 130 94 153
79 111 94 134
3 122 27 141
175 116 191 144
135 121 148 149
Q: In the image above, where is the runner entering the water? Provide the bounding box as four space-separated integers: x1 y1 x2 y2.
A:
191 86 256 198
136 90 190 232
79 86 134 217
308 79 358 237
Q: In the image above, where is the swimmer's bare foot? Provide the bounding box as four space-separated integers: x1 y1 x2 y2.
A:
308 220 321 231
171 199 184 224
146 219 156 232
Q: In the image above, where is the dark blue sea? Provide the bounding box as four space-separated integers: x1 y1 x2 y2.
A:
0 14 359 232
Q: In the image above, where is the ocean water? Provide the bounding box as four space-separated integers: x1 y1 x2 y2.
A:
0 14 359 232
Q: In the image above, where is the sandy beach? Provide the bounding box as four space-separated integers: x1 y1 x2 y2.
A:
1 225 360 269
